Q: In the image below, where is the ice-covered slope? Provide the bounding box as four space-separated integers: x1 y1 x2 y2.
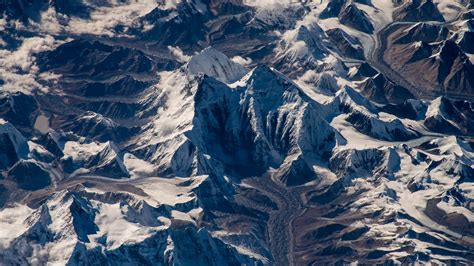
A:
133 50 337 185
186 47 248 83
0 186 260 265
1 0 474 265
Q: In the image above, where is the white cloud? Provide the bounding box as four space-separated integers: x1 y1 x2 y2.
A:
0 18 7 31
0 36 63 94
16 0 159 37
243 0 294 8
0 70 44 95
66 0 158 37
157 0 182 9
231 56 253 66
0 0 163 95
168 46 191 63
0 36 60 71
35 7 67 34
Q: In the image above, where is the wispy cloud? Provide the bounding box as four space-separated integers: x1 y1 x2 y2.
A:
231 56 253 66
168 46 191 63
243 0 296 8
22 0 159 37
0 36 63 94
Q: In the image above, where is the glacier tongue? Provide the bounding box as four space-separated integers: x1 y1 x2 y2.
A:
1 1 474 264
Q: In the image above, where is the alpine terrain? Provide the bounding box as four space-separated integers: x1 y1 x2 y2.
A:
0 0 473 265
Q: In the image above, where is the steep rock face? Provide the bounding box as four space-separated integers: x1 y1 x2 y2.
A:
0 119 28 169
60 111 138 143
0 92 38 135
393 23 449 45
345 111 420 141
349 62 378 79
393 0 445 22
36 39 156 79
319 0 374 19
424 156 474 185
273 23 332 75
330 148 386 180
420 136 474 165
326 28 365 60
406 41 434 63
458 31 474 54
37 130 66 157
436 40 474 90
308 147 390 203
320 0 346 19
7 160 51 190
387 37 474 96
359 73 415 104
424 97 474 135
381 99 426 120
86 142 130 179
4 191 97 263
1 1 474 264
190 65 336 179
201 70 332 179
61 140 130 179
0 188 261 265
338 3 374 34
138 0 213 49
133 48 336 185
273 153 316 186
0 133 21 169
329 86 379 117
329 88 420 141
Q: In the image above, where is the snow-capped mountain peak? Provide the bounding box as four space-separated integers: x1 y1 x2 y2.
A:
186 47 248 83
1 0 474 265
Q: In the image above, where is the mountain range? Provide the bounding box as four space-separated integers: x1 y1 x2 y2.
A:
0 0 473 265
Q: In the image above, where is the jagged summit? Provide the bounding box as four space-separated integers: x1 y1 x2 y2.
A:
339 3 374 34
458 30 474 54
135 62 336 184
424 96 474 135
393 22 449 44
186 47 248 83
0 119 29 169
1 0 474 265
360 72 415 104
394 0 445 22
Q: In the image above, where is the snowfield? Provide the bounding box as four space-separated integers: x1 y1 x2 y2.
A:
0 0 473 264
